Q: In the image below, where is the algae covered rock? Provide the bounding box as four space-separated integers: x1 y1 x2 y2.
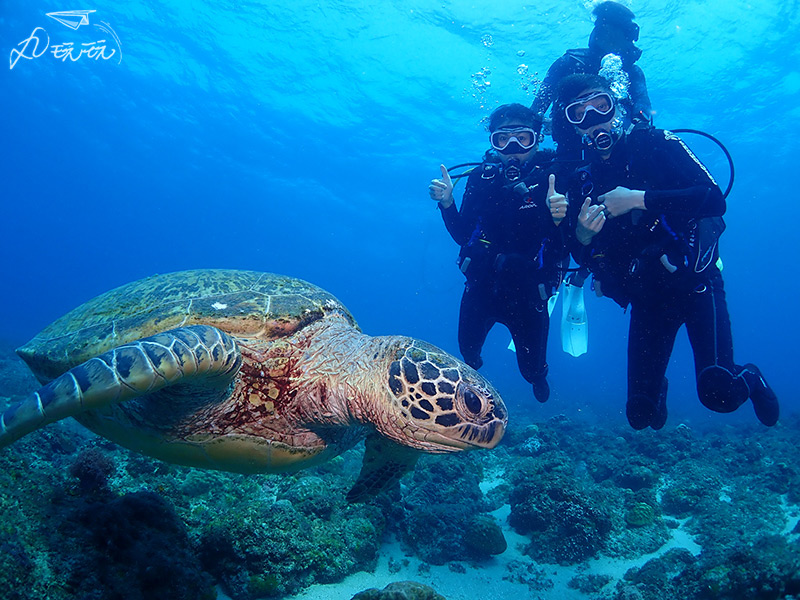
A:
463 514 507 557
351 580 447 600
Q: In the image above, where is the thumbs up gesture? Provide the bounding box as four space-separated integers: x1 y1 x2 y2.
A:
547 174 568 225
429 164 455 209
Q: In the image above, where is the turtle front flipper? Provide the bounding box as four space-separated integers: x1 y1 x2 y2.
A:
0 325 241 448
346 433 420 502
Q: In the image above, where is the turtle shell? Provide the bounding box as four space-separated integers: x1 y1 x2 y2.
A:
18 269 355 384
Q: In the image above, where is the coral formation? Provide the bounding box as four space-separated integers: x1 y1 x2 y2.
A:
195 474 385 598
625 502 656 528
350 580 447 600
391 454 506 564
614 536 800 599
61 491 216 600
68 446 117 495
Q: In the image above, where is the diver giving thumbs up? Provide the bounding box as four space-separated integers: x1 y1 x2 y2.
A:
429 164 454 209
546 174 568 225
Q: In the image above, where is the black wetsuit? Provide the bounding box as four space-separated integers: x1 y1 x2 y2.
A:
568 128 770 429
532 48 652 158
440 152 567 388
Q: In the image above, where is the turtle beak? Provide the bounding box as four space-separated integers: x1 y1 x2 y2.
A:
455 415 506 449
405 415 506 452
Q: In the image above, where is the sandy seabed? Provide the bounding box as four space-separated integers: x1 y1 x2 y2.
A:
246 504 706 600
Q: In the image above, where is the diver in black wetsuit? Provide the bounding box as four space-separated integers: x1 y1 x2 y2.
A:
428 104 568 403
531 1 652 159
558 73 779 430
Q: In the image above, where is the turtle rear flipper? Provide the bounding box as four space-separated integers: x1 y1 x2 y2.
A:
0 325 241 448
346 433 420 502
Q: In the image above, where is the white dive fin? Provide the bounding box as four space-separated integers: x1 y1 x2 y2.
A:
547 287 559 317
561 284 588 357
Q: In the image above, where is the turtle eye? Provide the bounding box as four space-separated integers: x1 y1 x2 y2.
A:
463 388 482 414
455 382 492 422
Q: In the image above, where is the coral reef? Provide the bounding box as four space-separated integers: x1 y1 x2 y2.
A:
613 536 800 599
196 473 385 598
390 453 506 564
507 466 613 564
0 390 384 600
59 491 216 600
68 446 117 495
3 337 800 600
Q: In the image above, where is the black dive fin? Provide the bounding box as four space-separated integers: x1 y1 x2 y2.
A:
346 434 420 503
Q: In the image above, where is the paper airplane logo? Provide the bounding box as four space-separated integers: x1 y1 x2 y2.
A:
45 10 96 30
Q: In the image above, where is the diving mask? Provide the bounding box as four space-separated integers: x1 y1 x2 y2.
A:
490 127 537 155
565 92 616 127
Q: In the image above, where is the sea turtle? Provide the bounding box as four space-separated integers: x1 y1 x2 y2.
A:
0 269 506 500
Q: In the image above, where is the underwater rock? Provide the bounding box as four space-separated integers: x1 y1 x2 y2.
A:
693 535 800 598
0 531 35 599
660 464 723 518
403 454 488 508
4 391 800 599
622 547 696 589
396 501 497 564
462 514 507 557
568 572 613 593
350 580 447 600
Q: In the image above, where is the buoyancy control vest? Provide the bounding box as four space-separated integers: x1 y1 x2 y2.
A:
578 130 725 306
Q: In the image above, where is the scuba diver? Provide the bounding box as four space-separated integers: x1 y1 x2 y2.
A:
428 104 569 403
558 73 779 430
531 1 652 160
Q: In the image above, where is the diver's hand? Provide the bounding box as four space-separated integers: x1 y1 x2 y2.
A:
429 164 454 209
598 186 646 217
577 197 606 245
546 174 568 226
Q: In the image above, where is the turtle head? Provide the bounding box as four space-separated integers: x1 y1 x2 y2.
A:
381 340 507 452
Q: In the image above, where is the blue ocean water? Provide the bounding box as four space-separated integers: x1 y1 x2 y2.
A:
1 0 797 429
